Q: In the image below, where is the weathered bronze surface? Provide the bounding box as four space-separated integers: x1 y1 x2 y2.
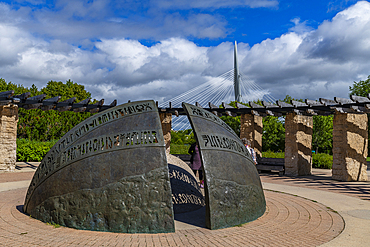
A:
182 103 266 230
24 100 174 233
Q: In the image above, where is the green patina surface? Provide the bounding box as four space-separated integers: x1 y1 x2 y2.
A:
30 167 174 233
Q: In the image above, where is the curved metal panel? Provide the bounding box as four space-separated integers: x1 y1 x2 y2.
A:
168 164 205 214
24 100 174 233
182 102 266 230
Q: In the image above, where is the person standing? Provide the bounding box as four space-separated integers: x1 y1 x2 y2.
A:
242 138 257 165
188 142 204 188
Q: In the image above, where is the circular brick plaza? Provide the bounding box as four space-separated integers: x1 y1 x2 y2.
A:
0 187 344 247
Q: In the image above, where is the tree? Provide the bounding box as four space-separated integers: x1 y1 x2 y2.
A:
0 79 95 141
0 78 30 95
171 129 195 145
262 116 285 152
219 100 248 136
349 75 370 96
312 115 333 154
41 79 92 102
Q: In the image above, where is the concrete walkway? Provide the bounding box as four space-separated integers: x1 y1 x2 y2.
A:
0 163 369 246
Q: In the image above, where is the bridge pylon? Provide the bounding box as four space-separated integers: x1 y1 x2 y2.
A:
234 41 242 102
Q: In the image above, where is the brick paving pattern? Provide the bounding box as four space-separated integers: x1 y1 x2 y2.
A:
0 187 344 247
260 170 370 201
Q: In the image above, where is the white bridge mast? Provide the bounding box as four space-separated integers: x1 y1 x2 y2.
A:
234 41 242 102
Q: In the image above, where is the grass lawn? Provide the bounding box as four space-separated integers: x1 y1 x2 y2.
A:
170 144 191 154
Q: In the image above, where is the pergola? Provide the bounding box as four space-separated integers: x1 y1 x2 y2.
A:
0 89 368 181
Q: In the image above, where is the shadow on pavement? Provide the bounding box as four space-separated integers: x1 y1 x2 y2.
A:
174 206 206 228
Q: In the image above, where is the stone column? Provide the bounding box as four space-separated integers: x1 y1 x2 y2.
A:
0 104 19 172
332 112 368 181
284 113 313 176
240 114 263 158
159 112 172 154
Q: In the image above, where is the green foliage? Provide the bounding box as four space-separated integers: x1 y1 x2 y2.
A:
349 75 370 97
171 129 195 145
41 79 92 102
220 115 240 136
312 115 333 154
0 79 94 141
282 95 304 103
46 222 61 228
262 151 332 169
0 78 34 96
17 109 91 141
170 144 191 154
262 116 285 152
312 153 333 169
219 101 246 136
262 151 285 158
16 139 57 162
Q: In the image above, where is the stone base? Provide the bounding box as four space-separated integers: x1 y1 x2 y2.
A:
0 104 18 172
240 114 263 158
332 113 368 181
284 113 313 176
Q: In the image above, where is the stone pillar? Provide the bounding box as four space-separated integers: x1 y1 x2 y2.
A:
0 104 19 172
332 112 368 181
284 113 313 176
240 114 263 158
159 112 172 154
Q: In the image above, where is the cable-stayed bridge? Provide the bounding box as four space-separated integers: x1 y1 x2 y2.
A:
160 42 276 130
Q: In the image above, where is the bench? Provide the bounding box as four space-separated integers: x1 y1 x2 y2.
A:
256 158 285 175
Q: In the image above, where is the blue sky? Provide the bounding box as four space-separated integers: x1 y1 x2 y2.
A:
0 0 369 104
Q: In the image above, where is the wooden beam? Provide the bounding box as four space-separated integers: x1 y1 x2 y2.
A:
13 92 31 101
222 102 234 109
249 102 264 108
262 101 278 108
319 98 337 106
334 97 354 105
236 102 249 109
277 101 293 108
305 99 324 107
291 100 307 108
350 95 370 103
0 90 14 100
196 102 203 108
89 99 104 113
209 102 219 109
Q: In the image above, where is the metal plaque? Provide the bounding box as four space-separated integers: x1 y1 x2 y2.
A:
183 102 266 230
24 100 174 233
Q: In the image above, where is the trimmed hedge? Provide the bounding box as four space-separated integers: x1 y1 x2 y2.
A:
262 151 285 158
16 139 57 162
263 151 333 169
312 153 333 169
16 140 335 169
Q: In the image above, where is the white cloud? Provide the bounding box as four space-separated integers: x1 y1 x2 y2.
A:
240 0 370 101
1 1 370 106
0 1 229 42
154 0 278 9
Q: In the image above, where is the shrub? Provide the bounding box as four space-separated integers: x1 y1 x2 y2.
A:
312 153 333 169
170 144 190 155
16 139 57 162
262 151 333 169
